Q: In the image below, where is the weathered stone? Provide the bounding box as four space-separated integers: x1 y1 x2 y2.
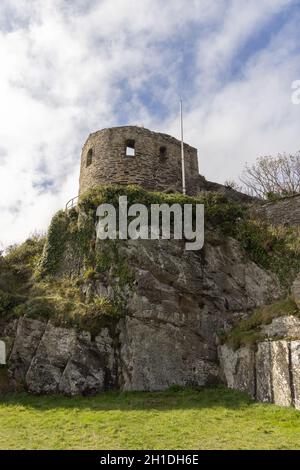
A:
261 315 300 339
291 274 300 309
290 341 300 410
256 342 273 403
9 317 47 383
220 339 300 409
251 194 300 227
238 350 255 398
270 341 292 407
222 340 294 408
79 126 199 196
58 328 116 396
95 328 116 380
23 324 117 395
203 238 282 312
26 323 77 394
119 316 219 391
218 344 238 389
218 344 255 397
59 339 111 396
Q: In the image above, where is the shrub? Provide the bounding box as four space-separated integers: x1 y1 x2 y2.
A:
5 236 45 269
0 290 25 317
38 211 69 276
235 220 300 287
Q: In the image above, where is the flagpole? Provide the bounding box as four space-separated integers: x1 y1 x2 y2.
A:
180 99 186 195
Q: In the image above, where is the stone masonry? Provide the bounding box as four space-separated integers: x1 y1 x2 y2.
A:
79 126 199 196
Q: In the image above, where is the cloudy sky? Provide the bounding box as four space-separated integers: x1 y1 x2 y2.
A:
0 0 299 247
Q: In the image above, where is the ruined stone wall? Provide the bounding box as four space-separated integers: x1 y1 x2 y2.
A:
79 126 199 196
252 194 300 226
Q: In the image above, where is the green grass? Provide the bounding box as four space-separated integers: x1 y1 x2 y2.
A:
1 387 300 450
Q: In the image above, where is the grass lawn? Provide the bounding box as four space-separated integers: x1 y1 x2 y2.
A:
1 386 300 450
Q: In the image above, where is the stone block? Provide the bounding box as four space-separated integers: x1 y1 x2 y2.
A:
256 341 272 403
271 340 292 407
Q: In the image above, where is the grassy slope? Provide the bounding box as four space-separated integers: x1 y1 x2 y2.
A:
1 387 300 450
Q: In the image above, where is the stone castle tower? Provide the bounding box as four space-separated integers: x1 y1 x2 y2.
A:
79 126 200 196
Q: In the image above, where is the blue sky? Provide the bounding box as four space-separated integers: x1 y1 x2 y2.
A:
0 0 300 246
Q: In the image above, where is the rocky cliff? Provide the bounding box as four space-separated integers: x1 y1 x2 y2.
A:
219 277 300 410
0 185 299 397
220 336 300 410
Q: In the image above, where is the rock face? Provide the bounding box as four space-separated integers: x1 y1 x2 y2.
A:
0 236 282 395
116 237 280 391
219 316 300 410
2 318 116 395
218 345 255 396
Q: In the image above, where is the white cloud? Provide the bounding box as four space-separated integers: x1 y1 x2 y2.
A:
164 0 300 182
0 0 299 246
